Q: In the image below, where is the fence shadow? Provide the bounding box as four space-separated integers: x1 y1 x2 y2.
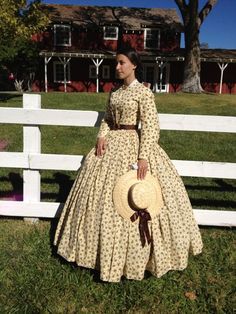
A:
41 172 74 203
94 111 104 127
0 172 23 201
0 93 22 102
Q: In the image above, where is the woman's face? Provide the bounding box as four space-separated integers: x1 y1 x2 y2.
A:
116 54 136 82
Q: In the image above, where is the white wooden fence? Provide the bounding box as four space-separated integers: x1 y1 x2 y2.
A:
0 94 236 226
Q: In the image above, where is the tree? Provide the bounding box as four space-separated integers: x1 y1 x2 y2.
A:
0 0 49 90
200 42 209 49
175 0 217 93
6 39 42 92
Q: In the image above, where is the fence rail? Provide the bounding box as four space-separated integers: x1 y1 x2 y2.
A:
0 94 236 226
1 107 236 133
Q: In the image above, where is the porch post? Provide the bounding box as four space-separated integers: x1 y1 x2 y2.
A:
92 58 103 93
153 63 158 92
159 61 164 92
59 57 71 93
44 56 52 93
218 63 228 94
155 61 167 92
63 57 67 93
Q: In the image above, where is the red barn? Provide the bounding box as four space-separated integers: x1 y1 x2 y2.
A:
33 4 236 94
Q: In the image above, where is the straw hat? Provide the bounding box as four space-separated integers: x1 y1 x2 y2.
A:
113 170 164 221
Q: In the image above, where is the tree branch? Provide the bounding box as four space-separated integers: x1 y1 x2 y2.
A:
175 0 189 26
198 0 218 26
175 0 188 12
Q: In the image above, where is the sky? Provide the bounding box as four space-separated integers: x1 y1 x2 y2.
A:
42 0 236 49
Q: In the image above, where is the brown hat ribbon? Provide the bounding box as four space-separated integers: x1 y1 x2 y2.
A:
130 210 152 247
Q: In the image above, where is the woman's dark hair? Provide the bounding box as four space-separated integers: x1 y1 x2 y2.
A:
116 47 143 82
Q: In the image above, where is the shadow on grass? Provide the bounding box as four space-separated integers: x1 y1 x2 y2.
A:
41 172 74 202
0 92 22 102
189 198 236 209
185 180 235 192
0 172 23 200
0 172 73 202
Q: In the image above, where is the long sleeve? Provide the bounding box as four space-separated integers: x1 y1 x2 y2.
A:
138 89 160 160
97 93 113 138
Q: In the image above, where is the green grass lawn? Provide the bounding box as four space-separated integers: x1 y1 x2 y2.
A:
0 91 236 313
0 220 235 313
1 91 236 114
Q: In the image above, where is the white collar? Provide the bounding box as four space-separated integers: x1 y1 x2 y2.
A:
122 79 138 89
128 79 138 87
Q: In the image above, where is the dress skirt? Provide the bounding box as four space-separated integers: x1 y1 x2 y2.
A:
54 129 203 282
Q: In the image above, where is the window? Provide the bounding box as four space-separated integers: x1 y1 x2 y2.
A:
53 62 71 83
89 65 110 79
144 28 160 49
143 63 170 93
89 65 97 79
102 65 110 79
54 25 71 46
103 26 118 40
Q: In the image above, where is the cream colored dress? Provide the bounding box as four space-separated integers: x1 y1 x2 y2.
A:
54 80 203 282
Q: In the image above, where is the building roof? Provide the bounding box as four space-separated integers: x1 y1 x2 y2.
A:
200 49 236 62
40 48 236 63
44 4 183 31
149 49 236 63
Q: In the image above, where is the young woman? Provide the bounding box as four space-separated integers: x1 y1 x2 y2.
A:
54 48 203 282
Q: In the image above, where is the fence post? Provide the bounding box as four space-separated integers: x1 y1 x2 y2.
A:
23 94 41 223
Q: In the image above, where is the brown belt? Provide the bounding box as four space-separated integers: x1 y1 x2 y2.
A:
111 124 138 130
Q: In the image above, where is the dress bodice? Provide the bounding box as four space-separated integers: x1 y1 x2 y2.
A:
109 82 142 126
98 81 160 160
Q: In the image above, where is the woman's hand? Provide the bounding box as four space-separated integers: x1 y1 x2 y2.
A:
96 137 107 157
137 159 148 180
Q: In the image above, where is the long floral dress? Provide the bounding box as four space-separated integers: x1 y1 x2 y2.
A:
54 80 203 282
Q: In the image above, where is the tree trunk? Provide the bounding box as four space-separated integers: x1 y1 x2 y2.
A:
182 25 202 93
175 0 218 93
182 1 202 93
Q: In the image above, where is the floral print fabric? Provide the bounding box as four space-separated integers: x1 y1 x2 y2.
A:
54 81 203 282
